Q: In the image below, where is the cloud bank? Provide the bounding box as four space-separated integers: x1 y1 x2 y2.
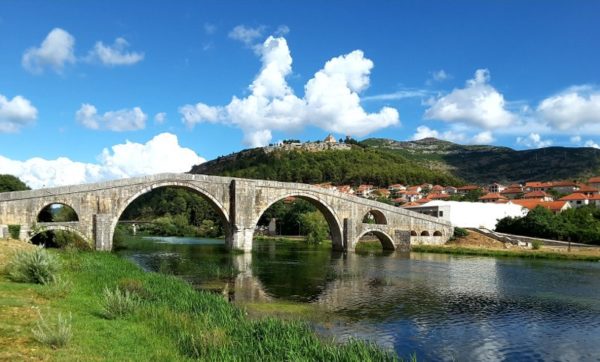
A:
180 36 399 147
0 133 204 189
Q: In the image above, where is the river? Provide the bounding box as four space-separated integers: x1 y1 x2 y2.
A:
117 236 600 361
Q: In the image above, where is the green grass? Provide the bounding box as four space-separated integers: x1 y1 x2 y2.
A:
413 245 600 262
1 249 398 361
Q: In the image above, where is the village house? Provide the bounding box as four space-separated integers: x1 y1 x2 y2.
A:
444 186 457 194
403 190 422 202
487 183 506 193
479 193 508 203
558 193 589 208
576 185 599 197
337 185 354 195
522 190 554 202
589 176 600 189
549 181 580 194
524 182 553 192
500 187 524 199
356 184 374 198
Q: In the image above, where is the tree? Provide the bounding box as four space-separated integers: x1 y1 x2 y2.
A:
299 211 328 244
0 174 29 193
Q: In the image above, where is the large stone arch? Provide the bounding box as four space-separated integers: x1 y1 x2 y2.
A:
108 181 231 250
28 224 92 246
37 202 80 222
251 191 344 251
356 229 396 251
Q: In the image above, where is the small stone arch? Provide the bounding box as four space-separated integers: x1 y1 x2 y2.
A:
410 230 417 236
109 181 231 250
362 209 387 225
37 202 79 222
420 230 430 236
356 229 395 251
28 224 91 246
433 231 442 236
252 192 344 250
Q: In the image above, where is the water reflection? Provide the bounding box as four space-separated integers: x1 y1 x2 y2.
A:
118 236 600 361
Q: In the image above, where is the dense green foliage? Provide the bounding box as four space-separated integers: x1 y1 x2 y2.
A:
8 224 20 239
0 174 29 192
495 206 600 245
1 250 397 360
299 211 328 244
192 147 462 186
449 189 485 202
120 187 225 237
259 199 317 235
363 137 600 184
453 227 469 238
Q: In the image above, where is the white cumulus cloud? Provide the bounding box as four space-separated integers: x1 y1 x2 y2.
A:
537 86 600 131
516 133 553 149
425 69 516 129
179 36 399 147
22 28 76 74
76 103 147 131
87 37 144 66
584 140 600 149
0 133 205 189
0 94 38 132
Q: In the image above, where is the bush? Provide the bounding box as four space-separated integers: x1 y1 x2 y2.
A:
531 239 542 250
8 224 20 239
6 246 60 284
102 286 139 319
32 312 72 349
453 227 469 238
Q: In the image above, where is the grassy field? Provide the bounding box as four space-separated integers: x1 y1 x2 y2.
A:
0 239 398 361
412 244 600 262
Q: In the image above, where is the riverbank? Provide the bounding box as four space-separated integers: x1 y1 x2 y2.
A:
0 239 397 361
412 244 600 262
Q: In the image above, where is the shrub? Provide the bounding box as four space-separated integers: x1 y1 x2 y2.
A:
531 239 542 250
6 246 60 284
102 286 139 319
32 312 72 349
453 227 469 238
8 224 20 239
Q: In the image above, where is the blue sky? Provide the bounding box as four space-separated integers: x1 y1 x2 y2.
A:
1 1 599 188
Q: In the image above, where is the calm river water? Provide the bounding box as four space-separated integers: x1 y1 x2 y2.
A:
117 236 600 361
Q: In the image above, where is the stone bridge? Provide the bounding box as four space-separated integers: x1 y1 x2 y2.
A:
0 173 452 252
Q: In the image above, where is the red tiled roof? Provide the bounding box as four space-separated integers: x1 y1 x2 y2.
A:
392 197 408 203
589 194 600 201
589 176 600 183
523 190 549 198
501 187 523 194
407 186 421 192
416 198 431 204
559 193 588 201
495 199 510 204
402 202 421 208
552 181 578 187
404 191 420 196
429 193 450 200
577 185 599 193
457 185 479 191
431 185 444 191
511 199 569 212
479 193 507 200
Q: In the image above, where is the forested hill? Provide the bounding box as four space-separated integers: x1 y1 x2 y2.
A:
362 138 600 183
190 145 462 187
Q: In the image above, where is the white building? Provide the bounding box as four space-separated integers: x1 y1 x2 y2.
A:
405 200 527 230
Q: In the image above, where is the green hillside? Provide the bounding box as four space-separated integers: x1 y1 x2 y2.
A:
190 145 462 187
362 138 600 183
